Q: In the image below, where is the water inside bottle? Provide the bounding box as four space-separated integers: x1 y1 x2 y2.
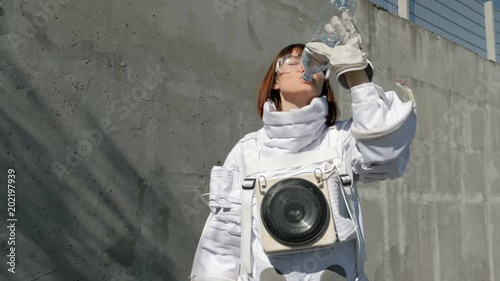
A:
301 46 329 82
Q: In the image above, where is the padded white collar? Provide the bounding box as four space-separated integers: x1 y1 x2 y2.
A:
259 96 328 155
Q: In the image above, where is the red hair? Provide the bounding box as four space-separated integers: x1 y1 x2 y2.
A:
256 43 338 126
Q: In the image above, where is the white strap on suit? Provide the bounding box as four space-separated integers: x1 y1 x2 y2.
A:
239 125 365 280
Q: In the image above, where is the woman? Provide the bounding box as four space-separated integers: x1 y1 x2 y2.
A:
190 14 416 281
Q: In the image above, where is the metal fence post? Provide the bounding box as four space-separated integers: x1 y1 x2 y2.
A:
398 0 409 20
484 0 497 62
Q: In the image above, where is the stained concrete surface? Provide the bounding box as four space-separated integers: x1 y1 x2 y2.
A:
0 0 499 280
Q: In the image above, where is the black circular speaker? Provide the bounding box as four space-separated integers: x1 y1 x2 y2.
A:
260 177 329 245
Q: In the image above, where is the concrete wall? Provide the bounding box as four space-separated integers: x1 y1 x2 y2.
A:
0 0 499 280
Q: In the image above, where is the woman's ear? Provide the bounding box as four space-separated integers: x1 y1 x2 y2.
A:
272 81 279 90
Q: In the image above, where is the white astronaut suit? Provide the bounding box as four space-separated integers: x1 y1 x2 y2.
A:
189 81 417 281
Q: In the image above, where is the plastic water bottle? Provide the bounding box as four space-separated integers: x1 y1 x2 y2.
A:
302 0 357 81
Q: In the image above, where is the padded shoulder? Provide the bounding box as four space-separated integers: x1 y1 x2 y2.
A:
237 131 258 144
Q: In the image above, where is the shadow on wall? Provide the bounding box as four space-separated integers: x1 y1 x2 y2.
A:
0 45 186 279
0 0 229 274
0 0 253 277
5 0 274 278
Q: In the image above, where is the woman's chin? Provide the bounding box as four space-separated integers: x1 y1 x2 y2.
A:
282 90 318 99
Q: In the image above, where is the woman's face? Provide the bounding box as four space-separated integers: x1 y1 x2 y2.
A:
273 48 325 102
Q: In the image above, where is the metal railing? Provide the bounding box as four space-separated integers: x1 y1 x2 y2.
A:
367 0 499 62
410 0 487 58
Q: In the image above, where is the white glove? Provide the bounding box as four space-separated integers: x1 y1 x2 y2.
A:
305 12 374 89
